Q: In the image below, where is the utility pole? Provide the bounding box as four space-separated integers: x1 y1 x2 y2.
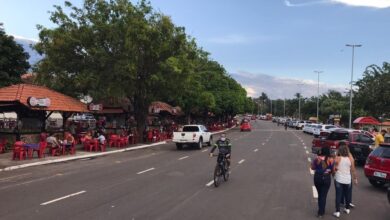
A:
346 44 362 129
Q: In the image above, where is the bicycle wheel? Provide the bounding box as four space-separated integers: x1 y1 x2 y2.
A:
223 163 230 181
213 165 222 187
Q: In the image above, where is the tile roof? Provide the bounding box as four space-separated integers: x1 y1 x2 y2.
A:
0 84 89 112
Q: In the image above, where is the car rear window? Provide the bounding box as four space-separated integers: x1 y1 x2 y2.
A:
371 146 390 158
183 126 199 132
325 126 335 129
328 132 349 140
316 125 322 128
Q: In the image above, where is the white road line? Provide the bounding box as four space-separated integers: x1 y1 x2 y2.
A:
0 173 32 182
304 146 307 150
310 169 315 175
238 159 245 164
178 156 189 160
262 143 265 145
206 180 214 187
307 158 312 163
254 149 258 152
41 190 86 206
137 168 155 175
305 150 309 154
202 149 208 152
312 186 318 199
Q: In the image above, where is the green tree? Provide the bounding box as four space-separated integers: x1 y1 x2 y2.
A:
34 0 196 138
0 23 30 87
355 62 390 117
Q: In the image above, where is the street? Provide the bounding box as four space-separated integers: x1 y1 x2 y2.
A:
0 120 388 220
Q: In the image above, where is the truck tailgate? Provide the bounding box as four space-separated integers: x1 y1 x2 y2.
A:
173 132 197 142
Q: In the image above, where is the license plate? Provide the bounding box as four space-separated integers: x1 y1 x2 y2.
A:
180 139 186 142
373 171 387 178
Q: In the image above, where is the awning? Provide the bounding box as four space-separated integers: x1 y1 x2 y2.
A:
353 116 380 125
0 84 89 112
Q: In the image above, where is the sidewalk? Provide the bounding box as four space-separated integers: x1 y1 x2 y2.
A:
0 126 235 172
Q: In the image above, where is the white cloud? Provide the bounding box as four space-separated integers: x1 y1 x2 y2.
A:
11 34 39 43
231 71 346 99
331 0 390 8
284 0 390 8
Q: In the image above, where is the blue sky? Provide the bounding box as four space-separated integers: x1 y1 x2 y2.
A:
1 0 390 98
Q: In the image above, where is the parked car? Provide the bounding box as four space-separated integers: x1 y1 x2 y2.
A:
296 120 306 130
313 124 336 137
312 129 375 163
172 125 212 150
364 143 390 187
240 122 251 132
304 124 318 134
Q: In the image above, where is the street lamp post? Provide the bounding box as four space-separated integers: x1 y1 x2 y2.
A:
297 83 304 120
346 44 362 129
314 71 323 122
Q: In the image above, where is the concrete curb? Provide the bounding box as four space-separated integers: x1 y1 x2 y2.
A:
0 126 236 172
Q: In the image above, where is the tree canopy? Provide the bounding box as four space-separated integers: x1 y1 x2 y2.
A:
0 23 30 87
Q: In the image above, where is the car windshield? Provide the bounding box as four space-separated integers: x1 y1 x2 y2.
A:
183 126 199 132
328 132 349 140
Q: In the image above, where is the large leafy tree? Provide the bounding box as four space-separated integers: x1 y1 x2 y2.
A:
0 23 30 87
355 62 390 117
34 0 195 138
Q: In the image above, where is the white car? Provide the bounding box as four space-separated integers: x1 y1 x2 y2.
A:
312 124 336 137
172 125 212 150
304 124 318 134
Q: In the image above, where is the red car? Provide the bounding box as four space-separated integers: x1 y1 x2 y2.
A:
240 122 251 132
364 143 390 187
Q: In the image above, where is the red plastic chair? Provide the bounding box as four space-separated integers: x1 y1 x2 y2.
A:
86 139 98 152
33 141 47 158
12 141 26 160
0 138 7 153
48 143 62 156
109 135 119 147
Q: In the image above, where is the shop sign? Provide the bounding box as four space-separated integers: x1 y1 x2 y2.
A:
27 97 51 107
89 103 103 111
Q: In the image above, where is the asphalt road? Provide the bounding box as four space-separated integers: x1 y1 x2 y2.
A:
0 120 388 220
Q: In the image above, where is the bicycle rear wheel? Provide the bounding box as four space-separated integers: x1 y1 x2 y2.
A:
223 163 230 181
214 165 222 187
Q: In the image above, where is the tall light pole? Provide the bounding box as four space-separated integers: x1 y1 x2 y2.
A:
297 83 304 120
314 71 323 122
346 44 362 129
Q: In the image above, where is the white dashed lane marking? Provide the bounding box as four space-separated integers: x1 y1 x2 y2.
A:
238 159 245 164
137 168 155 175
254 149 258 152
312 186 318 199
307 158 312 163
310 169 314 175
305 150 309 154
206 180 214 187
41 190 86 206
202 149 208 152
178 156 189 160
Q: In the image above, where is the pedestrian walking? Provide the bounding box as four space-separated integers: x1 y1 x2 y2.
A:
333 143 358 218
284 122 288 130
311 147 334 218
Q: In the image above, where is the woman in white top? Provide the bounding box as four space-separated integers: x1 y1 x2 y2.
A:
333 143 357 218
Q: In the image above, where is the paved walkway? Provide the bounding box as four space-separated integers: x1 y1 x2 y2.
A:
0 127 234 172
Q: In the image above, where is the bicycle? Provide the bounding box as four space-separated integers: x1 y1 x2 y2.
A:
212 153 230 187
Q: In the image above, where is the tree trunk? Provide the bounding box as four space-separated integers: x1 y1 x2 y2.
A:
133 89 149 143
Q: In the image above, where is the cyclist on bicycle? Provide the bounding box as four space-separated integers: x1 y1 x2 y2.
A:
209 133 232 167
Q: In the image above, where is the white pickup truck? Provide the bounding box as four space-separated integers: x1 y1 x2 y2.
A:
172 125 213 150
